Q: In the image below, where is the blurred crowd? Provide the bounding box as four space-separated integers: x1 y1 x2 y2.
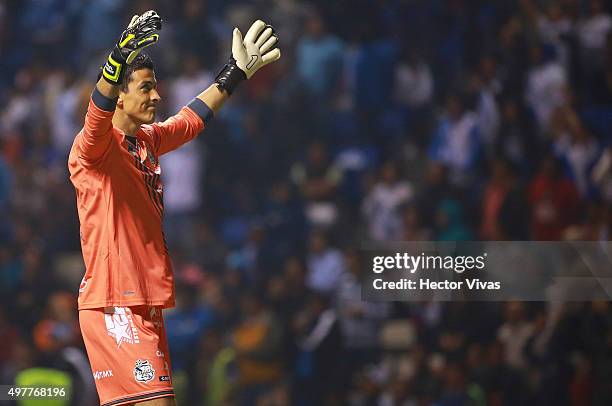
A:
1 0 612 405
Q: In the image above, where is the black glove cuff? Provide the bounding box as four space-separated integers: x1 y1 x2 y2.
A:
102 46 127 85
214 57 246 96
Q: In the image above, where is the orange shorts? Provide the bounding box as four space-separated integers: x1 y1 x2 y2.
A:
79 306 174 406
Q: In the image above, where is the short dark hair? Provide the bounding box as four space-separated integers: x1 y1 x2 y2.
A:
97 53 155 91
121 53 155 92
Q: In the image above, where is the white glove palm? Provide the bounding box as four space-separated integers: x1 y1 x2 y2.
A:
232 20 281 79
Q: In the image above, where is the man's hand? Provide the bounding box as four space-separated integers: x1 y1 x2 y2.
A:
233 20 281 79
102 10 162 85
214 19 281 95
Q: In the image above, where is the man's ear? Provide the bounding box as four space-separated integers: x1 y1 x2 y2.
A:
117 94 124 109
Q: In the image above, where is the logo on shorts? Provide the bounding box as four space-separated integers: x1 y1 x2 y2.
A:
104 307 140 347
133 359 155 383
93 370 113 380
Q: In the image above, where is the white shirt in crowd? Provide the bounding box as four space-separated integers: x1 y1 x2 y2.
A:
438 112 479 171
554 133 600 197
578 12 612 51
51 81 82 154
160 70 213 214
306 248 346 294
525 62 567 131
393 62 434 108
362 181 413 241
498 321 535 370
336 271 389 349
477 86 501 147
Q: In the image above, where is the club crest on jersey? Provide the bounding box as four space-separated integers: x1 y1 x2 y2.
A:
133 359 155 383
104 307 140 347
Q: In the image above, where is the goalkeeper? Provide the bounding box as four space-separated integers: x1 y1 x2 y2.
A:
68 10 280 406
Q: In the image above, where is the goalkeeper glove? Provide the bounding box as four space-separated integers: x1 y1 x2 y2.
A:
215 19 281 95
102 10 162 85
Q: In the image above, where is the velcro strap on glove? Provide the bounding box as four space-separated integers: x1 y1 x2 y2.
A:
214 57 247 96
102 47 127 85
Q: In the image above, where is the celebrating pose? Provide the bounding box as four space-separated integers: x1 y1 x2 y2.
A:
68 11 280 406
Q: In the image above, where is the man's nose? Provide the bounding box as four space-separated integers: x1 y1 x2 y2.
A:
150 89 161 103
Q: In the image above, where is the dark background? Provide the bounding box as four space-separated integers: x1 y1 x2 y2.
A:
1 0 612 405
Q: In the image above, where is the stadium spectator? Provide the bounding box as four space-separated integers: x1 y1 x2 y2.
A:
232 291 284 405
578 0 612 84
471 55 501 150
525 44 567 133
401 203 433 241
481 158 519 240
335 248 389 381
392 44 434 145
435 199 473 241
551 105 601 198
528 154 581 240
361 160 414 241
295 10 344 100
293 293 342 405
291 141 342 228
305 229 345 295
428 92 482 186
495 95 538 174
497 301 534 370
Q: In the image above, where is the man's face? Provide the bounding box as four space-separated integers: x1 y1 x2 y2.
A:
119 68 161 125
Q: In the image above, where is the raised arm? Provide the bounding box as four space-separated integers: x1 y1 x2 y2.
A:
79 11 162 163
192 20 282 110
212 19 281 99
153 19 281 155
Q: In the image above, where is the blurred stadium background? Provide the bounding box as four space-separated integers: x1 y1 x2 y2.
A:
1 0 612 405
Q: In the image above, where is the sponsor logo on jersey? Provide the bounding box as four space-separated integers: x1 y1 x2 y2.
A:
104 307 140 347
159 375 171 382
93 370 113 380
133 359 155 383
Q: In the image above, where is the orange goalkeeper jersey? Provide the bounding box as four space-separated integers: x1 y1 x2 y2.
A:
68 89 211 310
